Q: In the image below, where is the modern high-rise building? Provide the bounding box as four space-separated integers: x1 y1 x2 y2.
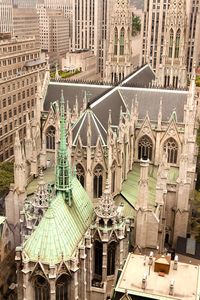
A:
0 0 13 35
13 8 40 47
37 6 70 63
72 0 112 76
0 36 47 162
141 0 200 75
13 0 37 8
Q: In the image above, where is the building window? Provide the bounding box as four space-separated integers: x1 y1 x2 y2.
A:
76 163 85 187
46 126 55 150
34 276 50 300
163 138 178 164
111 161 117 193
169 28 173 58
56 274 69 300
120 28 125 55
94 240 103 277
107 242 116 276
138 135 153 160
175 29 180 58
93 164 103 198
114 27 118 55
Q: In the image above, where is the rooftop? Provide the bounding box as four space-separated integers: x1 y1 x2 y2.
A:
114 253 200 300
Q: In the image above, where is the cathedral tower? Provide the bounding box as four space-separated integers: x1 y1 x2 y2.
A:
104 0 134 83
157 0 187 88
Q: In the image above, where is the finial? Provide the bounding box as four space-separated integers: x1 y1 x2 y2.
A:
108 109 112 125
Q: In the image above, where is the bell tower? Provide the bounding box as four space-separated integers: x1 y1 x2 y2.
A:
104 0 134 83
157 0 187 88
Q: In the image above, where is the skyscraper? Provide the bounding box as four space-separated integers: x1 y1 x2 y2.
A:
141 0 200 75
0 0 13 35
72 0 112 76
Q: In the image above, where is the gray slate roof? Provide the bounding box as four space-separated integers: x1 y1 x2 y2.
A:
122 64 156 87
44 82 111 111
119 87 187 122
72 110 107 146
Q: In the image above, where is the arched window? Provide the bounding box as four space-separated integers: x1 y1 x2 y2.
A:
138 135 153 160
111 161 117 193
107 242 116 276
93 164 103 198
169 29 174 58
114 27 118 55
94 240 103 277
56 274 69 300
163 138 178 164
46 126 55 150
120 27 125 55
175 29 180 59
76 163 85 187
34 275 50 300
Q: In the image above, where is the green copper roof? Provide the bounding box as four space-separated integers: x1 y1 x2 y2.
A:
23 177 94 265
121 163 157 208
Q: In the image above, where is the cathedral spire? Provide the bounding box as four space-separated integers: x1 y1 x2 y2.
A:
55 90 72 206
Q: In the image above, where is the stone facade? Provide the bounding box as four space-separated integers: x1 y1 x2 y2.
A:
105 0 134 83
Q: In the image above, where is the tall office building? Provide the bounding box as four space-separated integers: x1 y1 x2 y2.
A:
37 6 70 63
0 36 47 162
0 0 13 35
72 0 112 76
13 8 40 46
13 0 37 7
141 0 200 75
37 0 73 38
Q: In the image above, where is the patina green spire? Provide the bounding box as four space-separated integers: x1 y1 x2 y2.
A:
55 90 72 206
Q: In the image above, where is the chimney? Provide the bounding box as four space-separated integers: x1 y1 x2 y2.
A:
173 255 178 270
142 273 148 290
169 279 175 295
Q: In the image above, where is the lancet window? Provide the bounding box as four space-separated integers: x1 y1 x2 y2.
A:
34 276 50 300
94 240 103 277
120 28 125 55
111 161 117 193
46 126 55 150
107 241 116 276
138 135 153 160
114 27 118 55
76 163 85 187
93 164 103 198
56 274 69 300
169 29 174 58
163 138 178 164
175 29 181 58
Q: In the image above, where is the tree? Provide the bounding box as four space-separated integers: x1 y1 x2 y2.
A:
0 162 14 194
132 14 141 36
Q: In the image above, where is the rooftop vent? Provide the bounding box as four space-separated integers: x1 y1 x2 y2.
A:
142 273 148 290
173 255 178 270
169 279 175 295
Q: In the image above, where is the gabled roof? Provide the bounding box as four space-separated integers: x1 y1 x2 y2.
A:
119 87 187 122
23 177 94 265
121 64 156 87
44 82 111 111
91 89 127 128
72 109 107 146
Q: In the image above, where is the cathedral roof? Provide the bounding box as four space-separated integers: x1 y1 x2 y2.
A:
44 82 111 111
23 176 94 265
122 64 156 88
120 88 187 122
72 109 107 146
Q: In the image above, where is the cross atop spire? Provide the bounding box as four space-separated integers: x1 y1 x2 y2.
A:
55 90 72 206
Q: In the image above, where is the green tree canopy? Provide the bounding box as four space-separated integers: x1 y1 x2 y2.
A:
132 14 141 36
0 162 14 194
